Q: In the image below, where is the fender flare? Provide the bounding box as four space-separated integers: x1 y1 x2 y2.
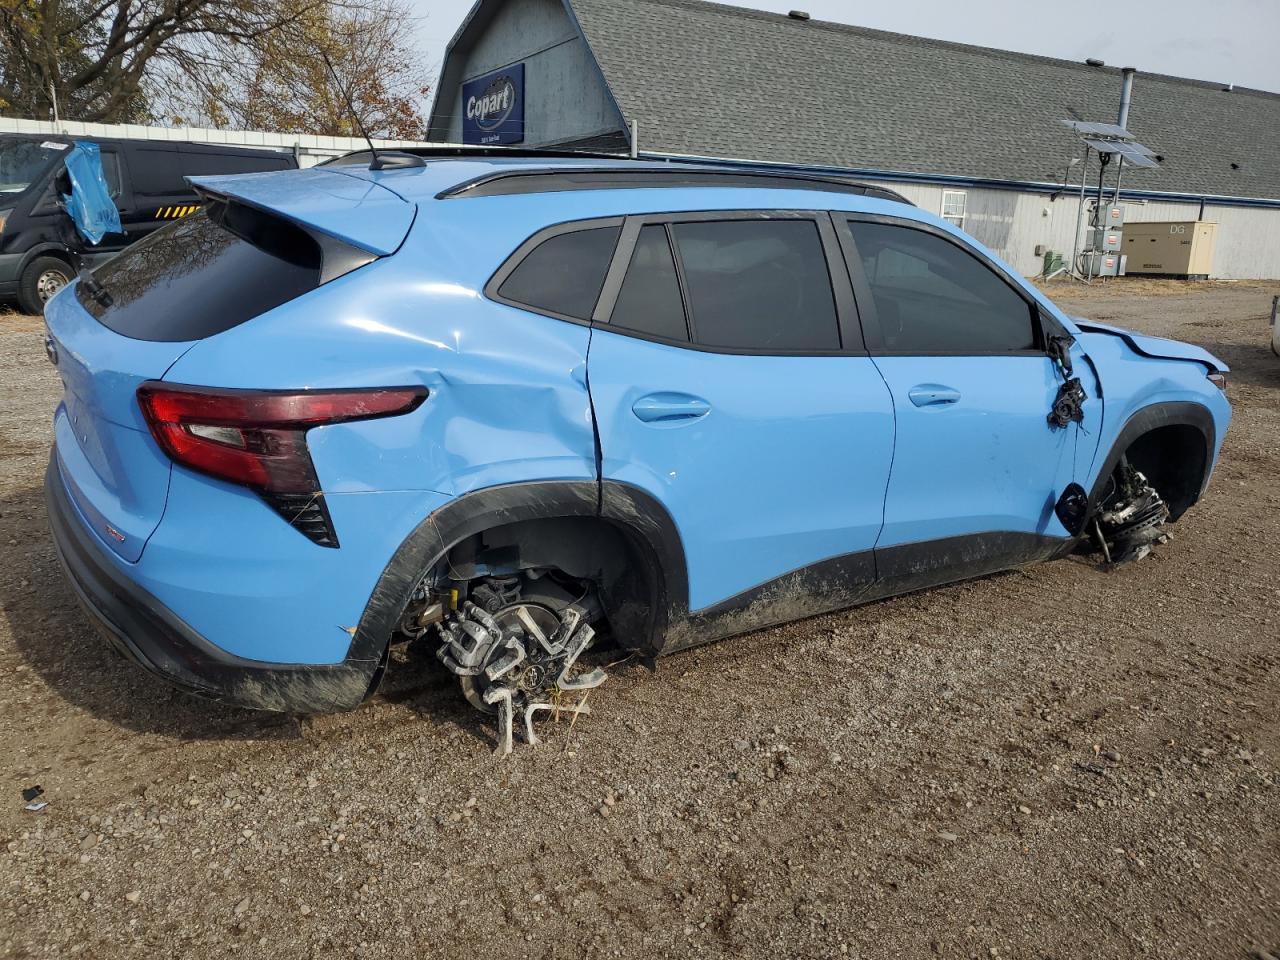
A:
348 480 690 668
1086 400 1216 515
16 242 77 276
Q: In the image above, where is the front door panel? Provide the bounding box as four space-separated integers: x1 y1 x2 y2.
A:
872 354 1078 548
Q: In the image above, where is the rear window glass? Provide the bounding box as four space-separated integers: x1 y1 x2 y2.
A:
610 225 688 341
79 201 323 342
498 225 620 320
671 219 840 351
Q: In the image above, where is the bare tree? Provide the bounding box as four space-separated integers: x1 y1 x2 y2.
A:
0 0 429 137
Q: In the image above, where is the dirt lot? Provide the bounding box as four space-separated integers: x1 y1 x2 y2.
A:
1 280 1278 960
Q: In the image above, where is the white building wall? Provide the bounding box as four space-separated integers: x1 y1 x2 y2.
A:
0 117 436 167
864 178 1280 279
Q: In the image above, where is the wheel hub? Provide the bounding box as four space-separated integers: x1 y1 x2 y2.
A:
436 594 607 754
37 269 69 303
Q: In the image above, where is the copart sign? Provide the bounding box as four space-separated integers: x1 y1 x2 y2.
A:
462 64 525 145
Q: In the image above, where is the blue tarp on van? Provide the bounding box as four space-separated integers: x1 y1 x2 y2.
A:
61 142 121 245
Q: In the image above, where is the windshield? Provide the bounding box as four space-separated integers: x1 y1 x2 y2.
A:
0 138 67 195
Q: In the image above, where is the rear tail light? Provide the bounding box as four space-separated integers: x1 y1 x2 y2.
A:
137 383 427 547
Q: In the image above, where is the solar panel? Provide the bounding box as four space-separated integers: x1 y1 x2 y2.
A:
1110 142 1161 167
1082 137 1161 167
1059 119 1135 139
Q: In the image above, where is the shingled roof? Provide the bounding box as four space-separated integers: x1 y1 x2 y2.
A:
567 0 1280 201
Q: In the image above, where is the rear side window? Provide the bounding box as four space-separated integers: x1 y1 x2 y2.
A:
180 150 291 178
79 201 324 342
610 225 688 341
848 221 1036 354
670 220 840 351
498 225 621 320
127 147 188 197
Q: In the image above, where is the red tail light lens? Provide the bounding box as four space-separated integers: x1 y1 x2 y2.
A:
137 383 427 547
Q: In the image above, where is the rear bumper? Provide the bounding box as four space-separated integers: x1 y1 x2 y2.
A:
45 453 382 712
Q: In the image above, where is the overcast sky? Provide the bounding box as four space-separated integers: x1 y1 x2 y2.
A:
409 0 1279 94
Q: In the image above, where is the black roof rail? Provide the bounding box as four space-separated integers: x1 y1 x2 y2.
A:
319 145 631 166
436 166 914 204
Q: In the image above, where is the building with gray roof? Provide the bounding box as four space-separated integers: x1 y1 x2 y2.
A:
429 0 1280 278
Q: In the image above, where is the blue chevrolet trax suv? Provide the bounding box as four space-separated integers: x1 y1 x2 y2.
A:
43 151 1231 752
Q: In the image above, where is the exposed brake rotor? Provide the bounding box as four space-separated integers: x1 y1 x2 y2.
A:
436 594 606 755
1096 462 1170 566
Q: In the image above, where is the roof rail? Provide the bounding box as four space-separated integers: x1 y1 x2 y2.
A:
436 166 914 203
321 144 631 166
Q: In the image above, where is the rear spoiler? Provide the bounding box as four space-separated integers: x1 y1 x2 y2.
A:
188 167 416 257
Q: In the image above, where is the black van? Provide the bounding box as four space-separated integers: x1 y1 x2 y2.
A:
0 134 296 314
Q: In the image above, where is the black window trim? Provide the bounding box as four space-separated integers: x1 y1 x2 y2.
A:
594 209 867 357
484 216 625 326
835 212 1051 358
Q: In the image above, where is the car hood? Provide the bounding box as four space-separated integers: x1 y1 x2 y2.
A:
1072 317 1228 373
188 167 415 256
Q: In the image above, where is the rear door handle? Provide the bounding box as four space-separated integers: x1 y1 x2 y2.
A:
632 393 711 423
908 384 962 407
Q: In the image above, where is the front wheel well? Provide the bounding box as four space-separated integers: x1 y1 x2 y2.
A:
1120 423 1209 520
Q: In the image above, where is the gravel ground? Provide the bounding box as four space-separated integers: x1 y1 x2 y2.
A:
1 281 1278 960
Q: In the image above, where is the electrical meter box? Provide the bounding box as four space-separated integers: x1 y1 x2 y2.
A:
1083 252 1123 277
1122 222 1217 279
1093 204 1125 228
1091 227 1124 252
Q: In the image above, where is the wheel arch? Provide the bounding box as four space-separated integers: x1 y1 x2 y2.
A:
1088 400 1217 521
349 481 690 673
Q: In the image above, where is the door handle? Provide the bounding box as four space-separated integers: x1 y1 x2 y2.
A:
907 384 962 407
632 393 711 423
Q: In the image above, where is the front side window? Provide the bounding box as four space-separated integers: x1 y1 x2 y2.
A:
0 138 64 196
670 219 840 351
498 225 621 320
848 221 1036 354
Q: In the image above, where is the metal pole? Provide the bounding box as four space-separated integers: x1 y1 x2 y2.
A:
1114 68 1135 208
49 81 60 130
1071 143 1091 281
628 119 638 159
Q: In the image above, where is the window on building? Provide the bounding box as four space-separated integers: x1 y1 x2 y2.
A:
848 220 1036 354
610 224 689 341
940 190 967 229
669 219 840 351
498 225 621 320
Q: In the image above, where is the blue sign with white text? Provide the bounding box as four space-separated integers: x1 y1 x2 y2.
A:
462 63 525 145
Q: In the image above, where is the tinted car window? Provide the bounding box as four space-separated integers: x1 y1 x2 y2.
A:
848 221 1036 353
670 219 840 351
127 147 188 196
610 225 688 341
180 150 291 177
79 202 322 342
499 225 621 320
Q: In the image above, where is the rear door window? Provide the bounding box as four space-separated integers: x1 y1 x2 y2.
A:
669 219 840 351
79 201 324 342
846 221 1037 353
126 146 188 197
179 149 292 178
497 225 621 320
609 224 689 342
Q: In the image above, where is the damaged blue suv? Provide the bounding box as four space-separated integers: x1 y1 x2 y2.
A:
44 151 1230 750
